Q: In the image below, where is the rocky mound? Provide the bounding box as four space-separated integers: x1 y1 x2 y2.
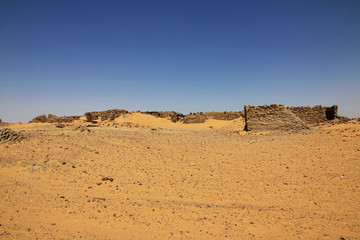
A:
0 128 23 143
29 114 80 123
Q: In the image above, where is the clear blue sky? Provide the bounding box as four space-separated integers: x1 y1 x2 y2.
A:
1 0 359 122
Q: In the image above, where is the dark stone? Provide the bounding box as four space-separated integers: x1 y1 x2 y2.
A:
102 177 114 182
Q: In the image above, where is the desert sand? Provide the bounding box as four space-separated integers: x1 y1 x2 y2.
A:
0 113 359 239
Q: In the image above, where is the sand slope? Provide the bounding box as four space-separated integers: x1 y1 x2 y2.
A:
0 117 359 239
110 112 245 130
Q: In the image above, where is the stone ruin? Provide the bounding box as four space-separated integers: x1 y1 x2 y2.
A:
25 104 342 132
244 104 339 132
0 128 23 143
287 105 338 124
244 105 310 132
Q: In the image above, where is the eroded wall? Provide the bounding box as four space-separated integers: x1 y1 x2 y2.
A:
244 104 309 132
287 105 338 124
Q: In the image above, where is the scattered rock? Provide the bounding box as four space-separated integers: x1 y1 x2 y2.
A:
101 177 114 182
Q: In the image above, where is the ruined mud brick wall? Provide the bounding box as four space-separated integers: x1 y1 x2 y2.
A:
287 105 338 124
244 104 309 132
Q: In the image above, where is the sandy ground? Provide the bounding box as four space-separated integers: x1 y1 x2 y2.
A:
0 113 359 239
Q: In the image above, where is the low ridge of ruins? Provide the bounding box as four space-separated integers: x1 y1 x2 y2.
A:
25 104 346 132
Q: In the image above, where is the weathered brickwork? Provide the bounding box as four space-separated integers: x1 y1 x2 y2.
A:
287 105 338 124
244 105 309 132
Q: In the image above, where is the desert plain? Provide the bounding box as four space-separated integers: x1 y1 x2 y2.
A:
0 113 359 239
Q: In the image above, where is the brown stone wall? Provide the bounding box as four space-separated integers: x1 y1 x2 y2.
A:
287 105 338 124
244 104 309 132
